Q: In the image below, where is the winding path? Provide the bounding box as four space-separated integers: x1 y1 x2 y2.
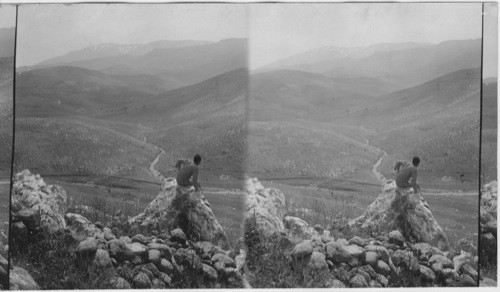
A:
143 136 166 184
371 150 388 185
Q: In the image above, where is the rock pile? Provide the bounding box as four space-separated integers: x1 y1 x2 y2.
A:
245 178 478 287
479 181 497 286
10 170 246 288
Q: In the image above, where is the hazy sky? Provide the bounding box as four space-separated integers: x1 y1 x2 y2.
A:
0 5 16 28
17 4 248 67
484 3 498 78
249 3 483 69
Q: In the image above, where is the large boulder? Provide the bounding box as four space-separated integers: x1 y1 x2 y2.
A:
129 178 229 248
64 213 104 241
9 266 40 290
348 180 449 250
283 216 321 244
244 178 286 237
11 170 67 232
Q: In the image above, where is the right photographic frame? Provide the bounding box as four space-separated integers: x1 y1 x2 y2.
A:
480 1 498 286
244 2 494 288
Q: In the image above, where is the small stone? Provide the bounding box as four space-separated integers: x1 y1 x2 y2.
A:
160 258 174 274
328 279 346 288
479 277 497 287
132 234 149 245
376 260 391 276
429 254 454 269
159 272 172 287
202 263 218 281
93 249 112 268
350 274 369 288
365 251 379 266
100 228 114 241
148 249 161 265
76 237 98 258
170 228 187 245
342 244 365 259
369 279 382 288
133 272 152 288
376 274 389 287
126 242 148 256
349 236 366 247
109 277 130 289
152 278 166 288
388 230 405 246
308 251 328 271
461 274 476 286
291 240 313 262
420 264 436 281
348 257 359 268
211 253 236 268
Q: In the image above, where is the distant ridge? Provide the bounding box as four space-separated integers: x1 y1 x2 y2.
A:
37 40 213 67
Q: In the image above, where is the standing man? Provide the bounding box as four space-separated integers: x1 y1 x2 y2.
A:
176 154 202 191
396 156 420 192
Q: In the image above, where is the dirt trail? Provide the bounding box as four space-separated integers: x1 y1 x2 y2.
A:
371 151 388 185
143 136 166 184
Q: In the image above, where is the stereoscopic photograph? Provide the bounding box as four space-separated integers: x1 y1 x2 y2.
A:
0 0 497 290
9 4 247 289
244 2 485 288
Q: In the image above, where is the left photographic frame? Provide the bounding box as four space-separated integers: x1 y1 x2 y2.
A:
0 3 16 291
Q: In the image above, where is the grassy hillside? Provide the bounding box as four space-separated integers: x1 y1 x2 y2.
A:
0 56 13 179
248 68 480 191
14 118 158 178
481 81 497 184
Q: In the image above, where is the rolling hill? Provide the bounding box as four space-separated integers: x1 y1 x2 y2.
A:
15 64 248 187
248 67 481 191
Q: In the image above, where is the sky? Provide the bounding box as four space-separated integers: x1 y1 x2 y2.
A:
484 3 498 79
17 4 248 67
0 5 16 28
249 3 484 69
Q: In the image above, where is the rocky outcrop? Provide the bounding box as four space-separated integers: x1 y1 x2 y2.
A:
244 178 286 237
129 178 229 248
245 177 477 288
9 170 244 288
348 180 450 251
480 181 497 265
11 170 67 233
